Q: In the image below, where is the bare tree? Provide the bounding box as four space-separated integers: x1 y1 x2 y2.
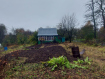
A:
95 0 105 28
85 0 97 39
60 14 77 43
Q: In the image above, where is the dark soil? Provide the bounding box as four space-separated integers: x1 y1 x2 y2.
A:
0 44 77 64
0 44 79 78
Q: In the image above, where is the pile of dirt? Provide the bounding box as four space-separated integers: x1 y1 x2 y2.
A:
1 46 76 63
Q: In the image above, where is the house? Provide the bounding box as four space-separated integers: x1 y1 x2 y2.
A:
37 28 58 44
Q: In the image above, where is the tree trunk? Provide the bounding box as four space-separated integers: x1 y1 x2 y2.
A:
92 0 96 39
70 38 72 43
100 0 105 28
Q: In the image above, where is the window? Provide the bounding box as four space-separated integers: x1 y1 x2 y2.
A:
47 36 51 41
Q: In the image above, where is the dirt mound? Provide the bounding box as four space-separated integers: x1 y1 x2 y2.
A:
1 45 76 63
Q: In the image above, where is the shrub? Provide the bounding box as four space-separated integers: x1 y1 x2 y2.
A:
28 31 38 45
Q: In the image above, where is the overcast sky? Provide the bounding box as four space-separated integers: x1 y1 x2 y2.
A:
0 0 89 32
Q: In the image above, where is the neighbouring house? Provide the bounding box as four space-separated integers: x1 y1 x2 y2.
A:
37 28 58 44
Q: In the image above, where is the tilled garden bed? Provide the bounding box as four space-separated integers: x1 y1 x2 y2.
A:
0 45 76 64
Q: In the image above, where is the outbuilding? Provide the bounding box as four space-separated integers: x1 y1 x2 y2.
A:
37 28 58 44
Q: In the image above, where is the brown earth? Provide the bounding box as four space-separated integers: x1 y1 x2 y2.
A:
0 44 80 79
0 44 77 65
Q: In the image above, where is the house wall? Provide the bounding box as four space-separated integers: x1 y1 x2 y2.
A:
38 36 58 44
38 36 55 41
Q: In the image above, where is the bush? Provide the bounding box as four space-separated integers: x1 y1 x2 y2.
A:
2 34 16 46
28 31 38 45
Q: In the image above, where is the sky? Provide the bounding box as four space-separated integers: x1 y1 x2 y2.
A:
0 0 89 33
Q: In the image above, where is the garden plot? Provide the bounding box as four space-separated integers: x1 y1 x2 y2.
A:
0 43 105 79
0 45 77 65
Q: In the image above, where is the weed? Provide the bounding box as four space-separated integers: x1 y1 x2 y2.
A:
73 59 84 64
73 57 92 65
84 57 92 65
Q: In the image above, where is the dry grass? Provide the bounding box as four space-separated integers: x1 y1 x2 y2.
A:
0 44 31 58
40 44 45 48
60 42 105 70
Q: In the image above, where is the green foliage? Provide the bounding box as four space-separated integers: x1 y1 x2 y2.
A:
73 59 84 64
47 56 67 66
28 31 38 45
98 26 105 42
2 28 34 46
76 21 95 43
2 33 16 46
73 57 91 65
17 33 28 44
80 24 94 41
44 56 88 71
84 57 91 65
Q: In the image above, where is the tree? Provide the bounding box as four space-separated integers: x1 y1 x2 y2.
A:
95 0 105 28
2 33 16 46
28 31 38 44
14 28 25 35
98 26 105 42
79 21 94 41
85 0 97 39
2 27 33 46
57 23 66 37
14 28 31 44
0 24 7 43
59 14 77 42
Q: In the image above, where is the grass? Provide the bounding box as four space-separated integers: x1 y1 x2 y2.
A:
2 57 43 79
1 42 105 78
59 42 105 78
0 44 32 57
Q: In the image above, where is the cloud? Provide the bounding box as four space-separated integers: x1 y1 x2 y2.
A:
0 0 88 32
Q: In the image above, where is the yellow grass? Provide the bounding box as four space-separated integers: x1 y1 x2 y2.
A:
59 42 105 70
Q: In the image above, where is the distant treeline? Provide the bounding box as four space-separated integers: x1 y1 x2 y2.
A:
0 20 105 46
57 21 105 46
0 24 38 46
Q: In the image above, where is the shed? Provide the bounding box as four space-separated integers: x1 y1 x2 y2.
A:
38 28 58 44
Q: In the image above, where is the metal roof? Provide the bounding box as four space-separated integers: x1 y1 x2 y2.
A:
38 28 58 36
